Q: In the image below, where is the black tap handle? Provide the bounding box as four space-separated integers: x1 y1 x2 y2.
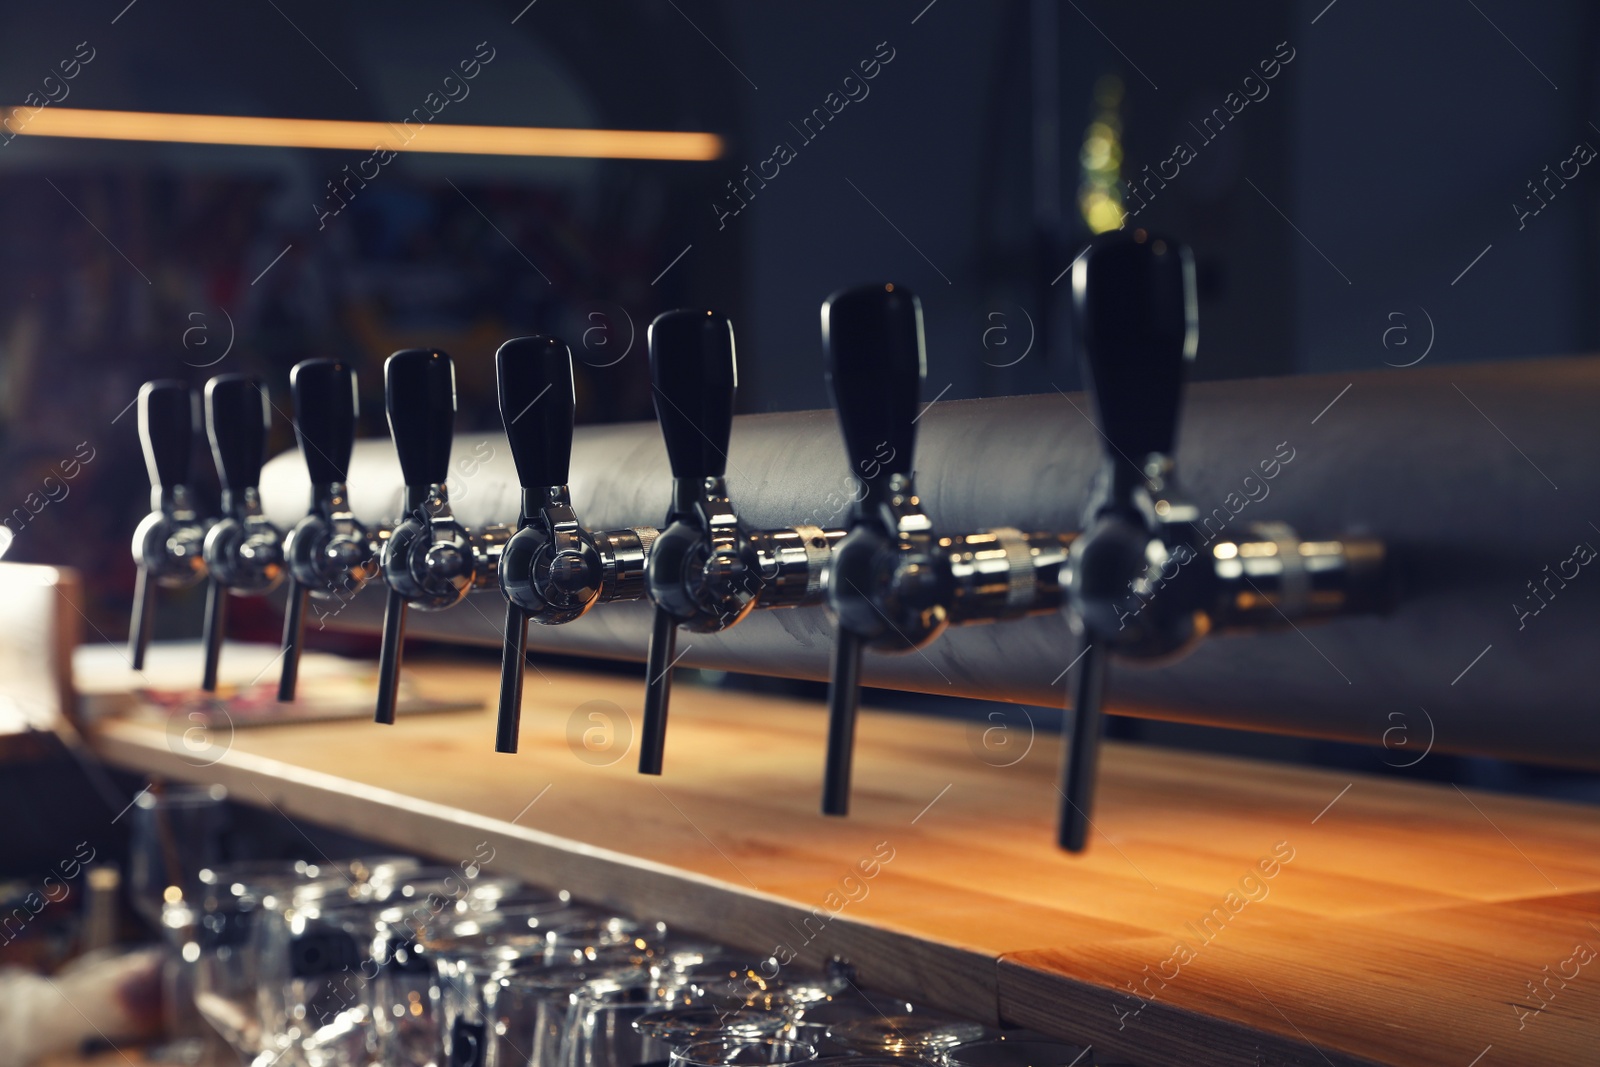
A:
278 360 355 706
374 587 406 725
138 380 196 493
1058 637 1107 851
638 606 677 775
129 568 155 671
495 600 528 753
384 349 456 489
278 584 309 703
821 630 863 814
819 284 925 817
204 375 270 495
492 336 574 755
1071 231 1196 483
1056 231 1197 854
133 380 196 674
822 284 923 513
290 359 358 487
497 336 575 490
637 311 735 778
201 578 227 693
649 310 736 484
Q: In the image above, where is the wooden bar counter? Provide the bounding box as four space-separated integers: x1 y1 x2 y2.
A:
91 659 1599 1067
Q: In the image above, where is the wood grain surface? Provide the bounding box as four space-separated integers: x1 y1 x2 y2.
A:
91 658 1600 1066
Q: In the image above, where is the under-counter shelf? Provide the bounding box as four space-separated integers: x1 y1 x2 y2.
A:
92 659 1599 1067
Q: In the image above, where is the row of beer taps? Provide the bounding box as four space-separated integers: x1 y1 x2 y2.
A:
127 230 1387 851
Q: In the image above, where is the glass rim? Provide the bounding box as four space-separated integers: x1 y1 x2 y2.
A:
414 905 590 957
830 1015 988 1054
571 981 657 1009
943 1037 1091 1067
544 914 653 945
665 961 844 1002
655 941 733 969
465 880 568 905
668 959 780 979
199 859 342 886
499 963 650 993
670 1037 818 1067
134 783 228 808
381 874 500 903
632 1005 790 1041
339 854 423 880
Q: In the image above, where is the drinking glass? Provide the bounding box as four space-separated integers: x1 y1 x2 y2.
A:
830 1015 989 1058
192 861 343 1065
340 854 424 893
788 991 924 1055
424 904 593 970
465 879 570 915
129 784 230 927
560 973 663 1067
944 1038 1090 1067
764 1021 853 1059
369 902 451 1067
668 1039 817 1067
192 879 265 1061
128 784 230 1062
380 869 548 921
276 896 385 1067
248 869 372 1065
656 956 842 1015
808 1058 943 1067
485 965 650 1067
634 1007 790 1055
544 916 666 968
392 902 592 1067
651 942 736 974
794 993 916 1027
436 950 520 1067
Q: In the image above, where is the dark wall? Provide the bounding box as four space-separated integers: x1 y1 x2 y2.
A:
715 0 1600 408
1289 0 1600 370
723 1 1301 412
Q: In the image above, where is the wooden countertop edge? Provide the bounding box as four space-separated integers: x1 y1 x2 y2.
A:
97 704 1595 1067
91 729 1003 1024
994 955 1386 1067
91 725 1400 1063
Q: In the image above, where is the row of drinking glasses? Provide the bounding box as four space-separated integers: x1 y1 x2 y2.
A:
182 853 1127 1067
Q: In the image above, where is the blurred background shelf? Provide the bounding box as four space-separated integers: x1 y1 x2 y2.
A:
88 658 1600 1067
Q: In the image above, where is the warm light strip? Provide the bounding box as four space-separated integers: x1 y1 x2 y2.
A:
2 106 724 161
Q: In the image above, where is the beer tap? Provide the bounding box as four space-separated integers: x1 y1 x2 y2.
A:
277 359 378 702
638 311 750 775
1057 228 1387 851
374 350 477 725
637 311 843 774
199 375 286 692
1056 230 1199 851
129 381 207 671
820 285 947 816
492 335 656 753
819 284 1076 816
